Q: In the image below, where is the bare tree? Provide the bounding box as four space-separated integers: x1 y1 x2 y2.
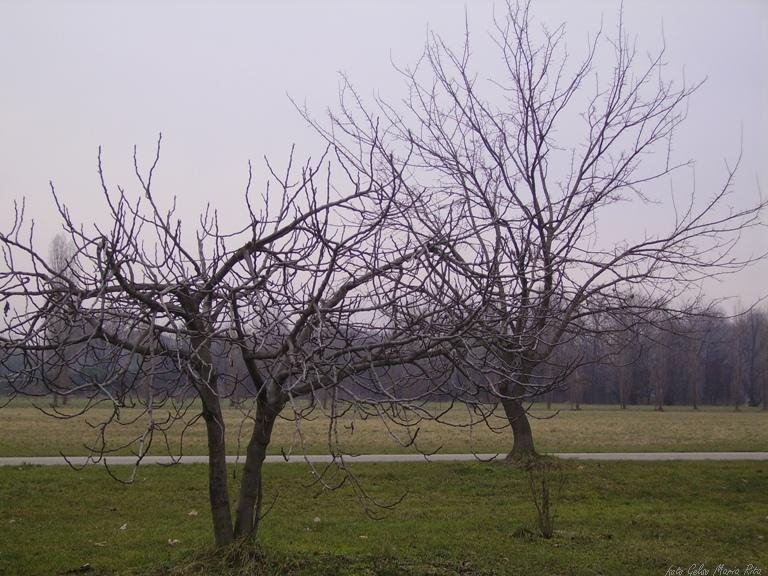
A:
740 309 766 407
730 317 745 411
616 330 640 410
0 139 464 545
569 367 585 411
684 332 704 410
45 232 77 406
650 332 671 412
48 232 76 273
306 1 765 460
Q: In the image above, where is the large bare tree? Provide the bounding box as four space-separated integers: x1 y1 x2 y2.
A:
307 1 765 460
0 139 465 545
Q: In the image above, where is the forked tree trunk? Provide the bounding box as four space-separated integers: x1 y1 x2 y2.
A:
233 397 282 539
501 387 536 462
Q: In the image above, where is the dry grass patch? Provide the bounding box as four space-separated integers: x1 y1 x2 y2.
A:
0 400 766 457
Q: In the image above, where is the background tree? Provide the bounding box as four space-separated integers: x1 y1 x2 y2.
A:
650 328 671 411
740 309 766 407
45 232 77 406
307 0 765 460
730 317 745 410
683 327 705 410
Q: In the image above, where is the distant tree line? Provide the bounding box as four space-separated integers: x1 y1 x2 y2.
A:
3 305 765 411
539 307 768 410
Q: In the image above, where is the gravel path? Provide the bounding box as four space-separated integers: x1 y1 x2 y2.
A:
1 451 767 467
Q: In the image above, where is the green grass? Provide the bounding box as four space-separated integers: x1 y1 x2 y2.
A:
1 460 767 575
1 400 766 457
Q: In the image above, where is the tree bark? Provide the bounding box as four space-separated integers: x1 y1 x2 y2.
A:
501 388 536 463
200 388 234 546
233 396 282 540
193 341 234 546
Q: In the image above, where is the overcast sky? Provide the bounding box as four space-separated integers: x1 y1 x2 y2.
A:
1 0 765 307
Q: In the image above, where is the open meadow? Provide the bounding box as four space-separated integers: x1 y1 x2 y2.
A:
1 0 767 574
1 401 766 457
1 402 767 574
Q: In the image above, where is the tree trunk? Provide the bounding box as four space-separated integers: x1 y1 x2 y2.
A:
691 384 699 410
618 367 627 410
233 397 282 540
186 323 235 546
691 354 700 410
570 371 583 411
49 360 70 407
619 384 627 409
200 381 235 546
501 392 536 463
686 341 700 410
732 323 743 411
747 328 759 406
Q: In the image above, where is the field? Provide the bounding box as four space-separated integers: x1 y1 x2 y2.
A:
1 401 767 457
1 460 767 575
2 403 766 575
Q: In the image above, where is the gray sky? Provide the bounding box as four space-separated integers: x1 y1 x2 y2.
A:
1 0 765 307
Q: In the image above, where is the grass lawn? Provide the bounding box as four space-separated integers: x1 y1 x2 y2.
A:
1 460 766 575
1 401 767 457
